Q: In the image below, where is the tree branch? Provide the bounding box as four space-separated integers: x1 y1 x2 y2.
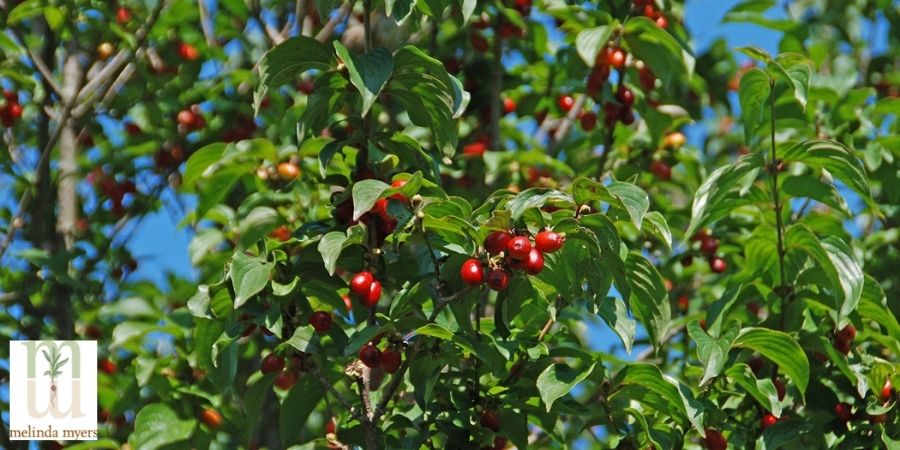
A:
489 15 504 150
198 0 217 47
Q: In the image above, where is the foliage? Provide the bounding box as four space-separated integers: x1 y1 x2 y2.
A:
0 0 898 449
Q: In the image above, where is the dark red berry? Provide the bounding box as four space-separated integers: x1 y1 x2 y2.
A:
506 236 532 260
487 268 511 291
836 324 857 343
834 403 851 422
616 87 635 107
480 410 500 431
359 343 383 368
381 349 402 373
484 231 512 254
650 160 671 181
535 231 564 253
774 378 786 401
699 236 719 255
274 370 299 390
261 353 285 374
460 259 485 285
702 428 728 450
309 311 332 333
580 111 597 131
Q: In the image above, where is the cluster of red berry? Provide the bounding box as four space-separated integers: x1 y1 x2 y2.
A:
460 229 565 290
683 229 728 274
633 0 668 28
334 175 409 243
260 352 304 391
176 105 206 133
87 168 138 217
0 90 23 127
358 337 403 373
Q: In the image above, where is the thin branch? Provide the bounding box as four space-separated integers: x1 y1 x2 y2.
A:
489 15 504 150
3 26 64 98
549 94 587 154
311 364 363 421
198 0 217 47
315 2 352 42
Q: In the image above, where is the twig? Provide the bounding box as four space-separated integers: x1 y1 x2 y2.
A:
198 0 217 47
489 15 504 150
315 2 352 42
549 94 587 154
311 364 363 421
3 26 64 98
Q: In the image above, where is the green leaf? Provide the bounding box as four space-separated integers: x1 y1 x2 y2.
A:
688 320 738 385
784 225 863 328
131 404 196 450
607 181 649 229
780 174 851 218
255 36 334 114
7 0 43 24
613 363 687 423
623 17 694 85
279 325 318 353
183 143 228 188
238 207 279 249
626 252 670 352
779 139 876 210
597 296 636 354
279 376 324 446
686 152 765 237
44 6 64 31
731 327 809 398
317 225 367 276
333 42 394 116
352 179 391 220
576 26 613 67
230 252 273 308
773 53 812 109
738 67 772 143
735 45 773 63
506 188 573 220
641 211 672 251
725 363 782 417
537 361 597 412
386 0 415 21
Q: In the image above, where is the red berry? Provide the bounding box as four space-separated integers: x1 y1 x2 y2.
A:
359 343 383 368
470 32 490 52
177 109 196 127
774 378 786 401
463 141 487 157
649 160 671 181
535 230 564 253
390 179 408 201
371 198 391 222
702 428 728 450
493 436 508 449
309 311 332 333
200 408 222 428
2 90 16 102
834 403 851 422
350 271 375 296
558 95 575 112
606 48 626 69
834 338 852 355
326 418 337 434
274 371 298 390
616 87 635 107
7 103 22 119
503 98 516 114
487 268 511 291
748 357 764 375
506 236 532 260
116 7 132 25
99 358 117 375
882 379 893 402
480 410 500 431
677 295 689 311
760 413 777 429
523 248 544 275
269 225 292 242
699 236 719 255
620 107 635 125
261 353 285 374
484 231 513 254
277 162 301 180
124 122 142 135
870 413 887 424
178 42 200 61
460 259 485 285
580 111 597 131
709 256 727 273
655 15 668 29
362 280 382 307
381 349 402 373
836 324 857 342
639 65 656 90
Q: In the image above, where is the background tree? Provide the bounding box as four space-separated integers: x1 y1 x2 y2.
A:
0 0 898 449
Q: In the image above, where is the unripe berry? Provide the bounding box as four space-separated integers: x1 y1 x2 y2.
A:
200 408 222 428
277 162 300 180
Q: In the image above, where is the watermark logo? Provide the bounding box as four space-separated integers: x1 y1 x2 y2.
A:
9 341 98 440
